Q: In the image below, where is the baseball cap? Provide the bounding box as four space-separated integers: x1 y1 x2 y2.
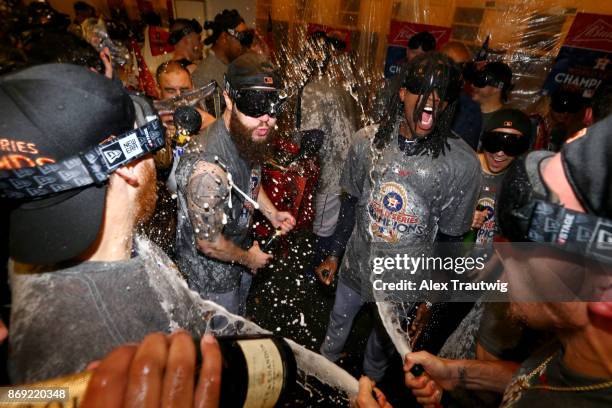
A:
496 115 612 266
483 108 532 138
225 52 280 91
562 113 612 218
408 31 436 51
472 61 512 93
0 63 135 264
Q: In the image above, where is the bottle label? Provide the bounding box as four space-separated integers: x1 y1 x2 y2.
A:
237 339 284 408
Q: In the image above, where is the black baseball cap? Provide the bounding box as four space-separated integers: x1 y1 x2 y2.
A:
1 64 135 264
484 108 532 138
562 113 612 218
484 61 512 86
408 31 436 51
225 52 280 91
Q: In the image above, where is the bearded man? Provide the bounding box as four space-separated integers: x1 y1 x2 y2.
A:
175 53 295 315
2 64 204 383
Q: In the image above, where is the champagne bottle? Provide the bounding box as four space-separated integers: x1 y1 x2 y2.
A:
0 335 296 408
217 335 297 408
464 204 486 243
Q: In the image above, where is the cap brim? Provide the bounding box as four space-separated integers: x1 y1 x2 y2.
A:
9 185 107 265
525 150 555 197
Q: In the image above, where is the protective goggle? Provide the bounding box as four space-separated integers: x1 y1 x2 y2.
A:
481 131 530 156
403 65 462 103
232 88 288 118
472 71 505 89
0 118 164 199
226 28 254 47
509 199 612 265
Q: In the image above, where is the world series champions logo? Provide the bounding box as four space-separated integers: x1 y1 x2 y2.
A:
368 182 423 243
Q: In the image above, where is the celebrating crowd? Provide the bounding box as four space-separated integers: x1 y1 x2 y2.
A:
0 2 610 407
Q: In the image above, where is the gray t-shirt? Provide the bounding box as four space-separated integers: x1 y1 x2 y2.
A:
8 237 207 384
192 52 227 89
299 75 359 236
338 125 481 295
175 119 260 295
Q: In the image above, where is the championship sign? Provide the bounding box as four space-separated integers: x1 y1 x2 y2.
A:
543 13 612 98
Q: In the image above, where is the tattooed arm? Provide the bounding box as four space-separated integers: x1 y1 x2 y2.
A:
404 350 518 400
187 161 272 272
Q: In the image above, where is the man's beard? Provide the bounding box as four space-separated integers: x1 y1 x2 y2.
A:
135 159 158 224
229 108 276 164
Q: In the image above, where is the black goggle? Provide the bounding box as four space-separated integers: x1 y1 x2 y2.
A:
482 131 529 156
227 28 254 47
0 119 164 199
233 88 287 118
472 71 505 89
403 66 462 103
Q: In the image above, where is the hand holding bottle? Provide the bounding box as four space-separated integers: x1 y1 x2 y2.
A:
81 331 221 408
245 241 273 274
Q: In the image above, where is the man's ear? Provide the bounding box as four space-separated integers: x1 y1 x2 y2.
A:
114 165 140 187
399 87 407 103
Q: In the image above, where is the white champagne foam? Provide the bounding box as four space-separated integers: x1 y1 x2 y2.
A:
138 236 359 399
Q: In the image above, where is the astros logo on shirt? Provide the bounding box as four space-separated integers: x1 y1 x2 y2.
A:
476 197 496 244
368 182 423 243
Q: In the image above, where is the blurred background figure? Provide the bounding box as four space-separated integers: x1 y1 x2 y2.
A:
73 1 95 24
192 9 253 89
531 88 592 151
441 41 482 150
406 31 436 62
470 61 513 130
168 18 203 73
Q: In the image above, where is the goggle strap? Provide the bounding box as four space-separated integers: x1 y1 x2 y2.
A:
0 119 164 199
528 200 612 264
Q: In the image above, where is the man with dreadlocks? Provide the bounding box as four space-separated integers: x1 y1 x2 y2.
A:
317 52 481 381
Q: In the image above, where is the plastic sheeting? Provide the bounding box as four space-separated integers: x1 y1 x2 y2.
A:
256 0 611 116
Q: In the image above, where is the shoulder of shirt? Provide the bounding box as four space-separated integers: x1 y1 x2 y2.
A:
187 118 224 149
177 121 227 171
446 137 480 170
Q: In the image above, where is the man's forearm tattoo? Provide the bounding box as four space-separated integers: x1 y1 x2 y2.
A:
458 365 467 388
187 163 229 242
